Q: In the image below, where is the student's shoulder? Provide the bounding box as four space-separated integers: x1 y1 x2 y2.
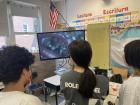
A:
61 70 73 78
22 93 43 105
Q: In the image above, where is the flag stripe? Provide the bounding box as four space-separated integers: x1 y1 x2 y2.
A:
49 2 59 29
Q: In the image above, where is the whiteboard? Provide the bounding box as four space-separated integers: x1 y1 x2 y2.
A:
87 23 110 69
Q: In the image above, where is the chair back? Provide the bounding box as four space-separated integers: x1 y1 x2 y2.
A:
93 75 109 99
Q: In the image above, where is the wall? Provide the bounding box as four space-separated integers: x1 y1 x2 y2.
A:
56 0 67 24
0 1 8 35
1 0 140 35
57 0 140 70
58 0 140 25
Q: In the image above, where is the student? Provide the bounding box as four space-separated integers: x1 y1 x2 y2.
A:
0 46 42 105
103 74 122 105
60 40 96 105
118 40 140 105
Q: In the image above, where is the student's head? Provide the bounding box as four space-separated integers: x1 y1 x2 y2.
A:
0 46 35 87
69 40 96 98
69 40 92 68
124 40 140 70
110 74 123 84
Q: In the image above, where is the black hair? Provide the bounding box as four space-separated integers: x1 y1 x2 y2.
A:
69 40 96 98
0 46 35 84
110 74 123 84
124 40 140 69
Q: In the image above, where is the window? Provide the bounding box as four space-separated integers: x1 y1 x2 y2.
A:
15 35 38 53
0 36 6 48
13 16 40 33
23 24 28 32
7 1 41 52
13 16 40 53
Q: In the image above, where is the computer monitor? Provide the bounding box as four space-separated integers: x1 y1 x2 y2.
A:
37 30 85 60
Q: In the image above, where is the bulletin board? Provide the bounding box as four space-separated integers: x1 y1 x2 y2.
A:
87 23 110 69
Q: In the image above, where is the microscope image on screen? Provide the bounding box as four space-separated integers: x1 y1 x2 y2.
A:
37 30 85 60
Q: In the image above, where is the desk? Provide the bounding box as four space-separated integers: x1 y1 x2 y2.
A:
43 75 61 105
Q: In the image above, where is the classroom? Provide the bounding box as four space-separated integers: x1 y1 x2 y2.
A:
0 0 140 105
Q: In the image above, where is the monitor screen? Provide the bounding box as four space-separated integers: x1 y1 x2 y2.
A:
37 30 85 60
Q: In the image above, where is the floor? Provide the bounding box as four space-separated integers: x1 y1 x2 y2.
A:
39 93 98 105
38 92 65 105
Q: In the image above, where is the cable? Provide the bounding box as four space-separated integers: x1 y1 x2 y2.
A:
56 58 67 69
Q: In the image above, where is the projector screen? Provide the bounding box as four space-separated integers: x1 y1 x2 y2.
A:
37 30 85 60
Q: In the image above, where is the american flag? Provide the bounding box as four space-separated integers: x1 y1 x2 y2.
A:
49 1 59 29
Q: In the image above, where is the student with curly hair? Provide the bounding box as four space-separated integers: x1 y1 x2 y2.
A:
0 46 42 105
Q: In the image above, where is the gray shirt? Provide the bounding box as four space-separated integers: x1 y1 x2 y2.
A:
119 77 140 105
60 70 89 105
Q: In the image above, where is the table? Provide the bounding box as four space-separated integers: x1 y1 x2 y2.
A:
43 75 61 105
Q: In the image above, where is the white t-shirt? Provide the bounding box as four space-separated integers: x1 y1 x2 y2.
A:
119 77 140 105
0 91 43 105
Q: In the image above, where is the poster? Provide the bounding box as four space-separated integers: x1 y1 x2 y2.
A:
110 23 140 73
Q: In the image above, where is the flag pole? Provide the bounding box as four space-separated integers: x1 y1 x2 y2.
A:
58 11 70 28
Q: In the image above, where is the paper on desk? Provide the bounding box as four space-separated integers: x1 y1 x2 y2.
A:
44 75 60 86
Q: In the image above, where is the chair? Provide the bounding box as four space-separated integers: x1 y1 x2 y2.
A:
112 67 128 80
26 71 45 95
95 75 109 97
94 67 108 77
90 75 109 105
